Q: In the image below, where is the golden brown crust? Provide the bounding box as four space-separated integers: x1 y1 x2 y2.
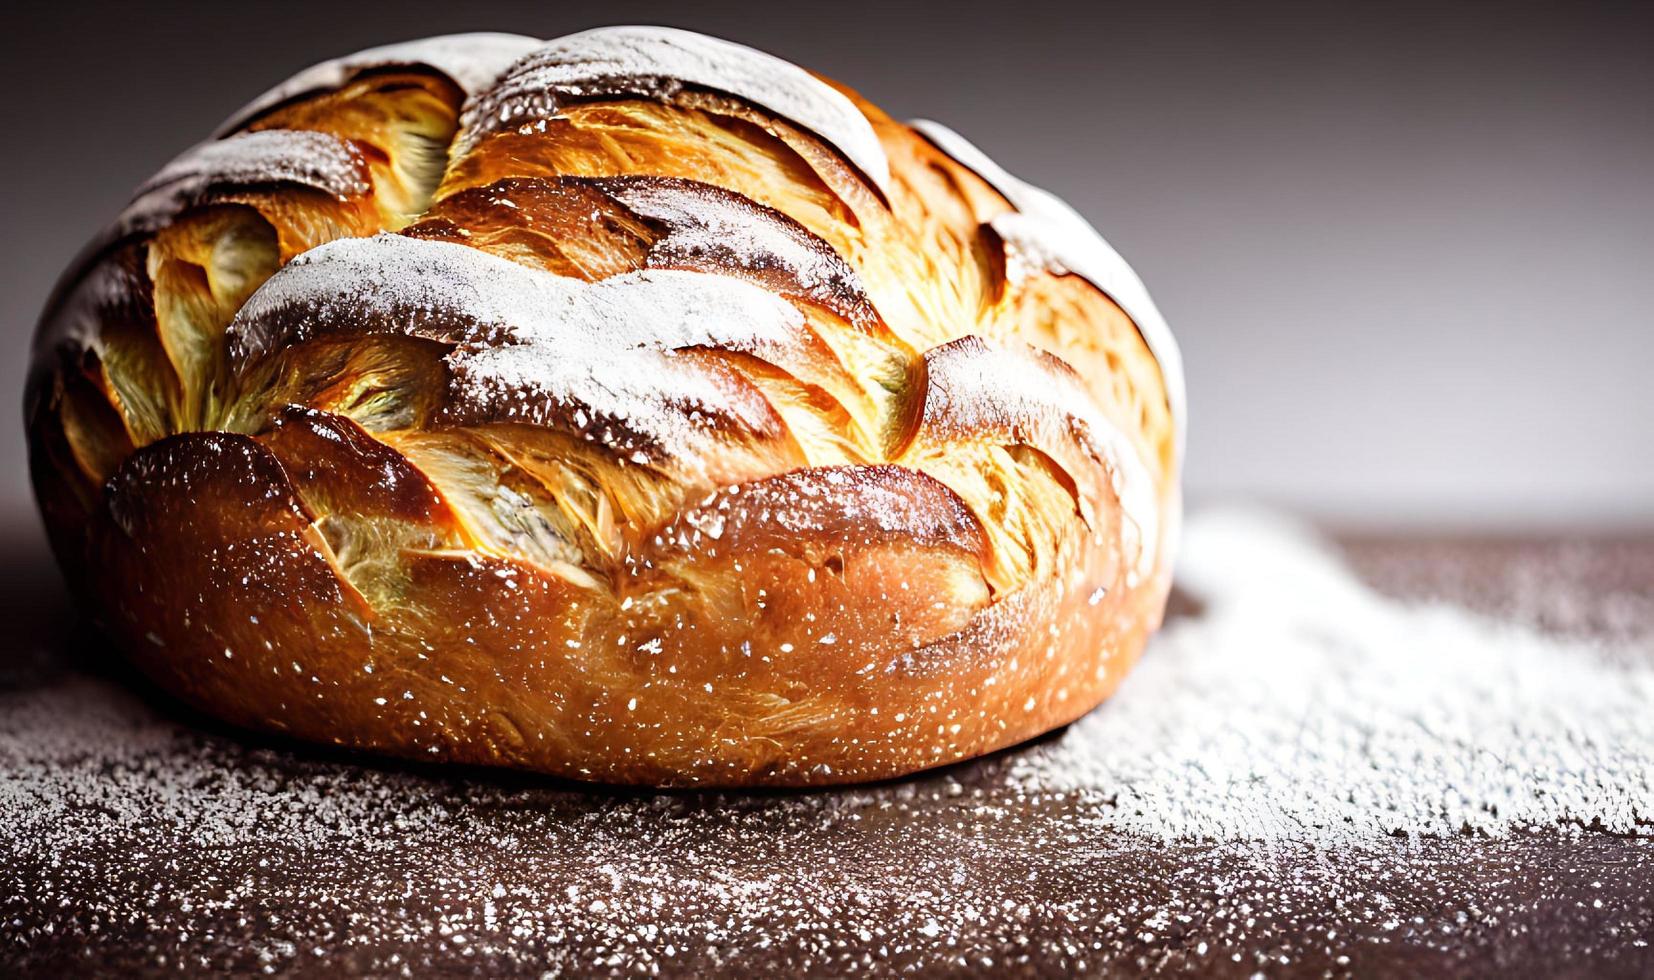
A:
28 29 1179 786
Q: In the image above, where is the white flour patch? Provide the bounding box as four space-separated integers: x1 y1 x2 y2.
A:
911 120 1185 455
459 26 890 196
229 234 804 459
119 130 370 236
217 32 542 135
1014 509 1654 841
919 336 1162 583
597 176 879 329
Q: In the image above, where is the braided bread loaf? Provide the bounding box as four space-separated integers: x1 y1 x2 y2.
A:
26 27 1183 786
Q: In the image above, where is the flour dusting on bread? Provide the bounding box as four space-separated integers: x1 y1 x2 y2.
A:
459 26 892 195
913 120 1186 453
120 130 371 236
218 32 542 134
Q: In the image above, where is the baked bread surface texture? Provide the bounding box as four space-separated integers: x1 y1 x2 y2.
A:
26 26 1183 786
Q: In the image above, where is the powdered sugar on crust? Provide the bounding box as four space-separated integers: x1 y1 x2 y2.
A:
217 32 543 135
911 120 1186 457
445 341 785 460
596 176 881 330
230 234 805 458
233 233 799 352
920 337 1160 583
231 232 553 357
459 26 891 197
441 259 806 458
119 130 370 237
663 465 989 558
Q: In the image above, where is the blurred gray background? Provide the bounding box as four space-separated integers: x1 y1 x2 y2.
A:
3 0 1650 530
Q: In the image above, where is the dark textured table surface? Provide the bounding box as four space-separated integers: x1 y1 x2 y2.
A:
2 517 1651 978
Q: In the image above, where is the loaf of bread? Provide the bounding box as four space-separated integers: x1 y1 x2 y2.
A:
26 27 1184 786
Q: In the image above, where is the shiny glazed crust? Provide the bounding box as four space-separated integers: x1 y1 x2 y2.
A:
26 28 1180 786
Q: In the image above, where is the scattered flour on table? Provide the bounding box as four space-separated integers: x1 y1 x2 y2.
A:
1013 509 1654 841
2 511 1651 974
